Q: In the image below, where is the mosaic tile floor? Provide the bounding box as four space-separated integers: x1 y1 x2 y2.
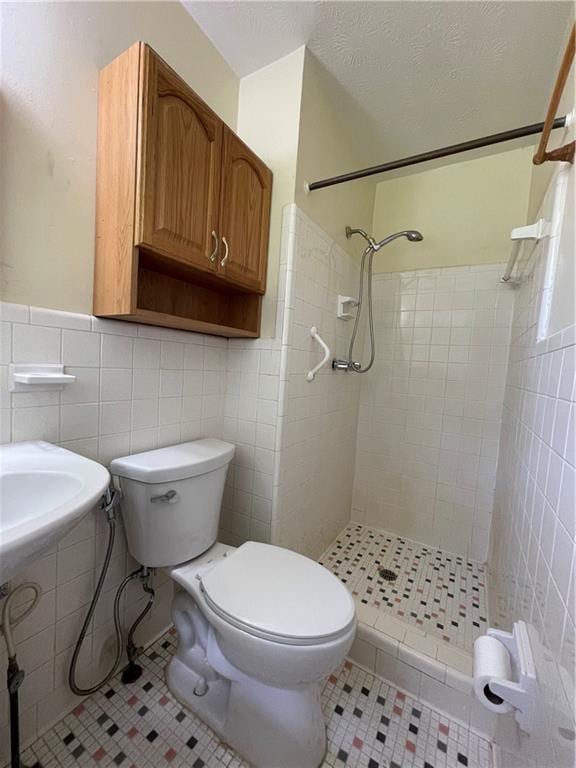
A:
320 524 488 652
17 629 491 768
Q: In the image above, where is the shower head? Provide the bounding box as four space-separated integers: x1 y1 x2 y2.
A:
405 230 424 242
345 226 423 251
372 230 424 250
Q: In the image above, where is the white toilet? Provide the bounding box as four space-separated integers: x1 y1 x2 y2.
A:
110 439 356 768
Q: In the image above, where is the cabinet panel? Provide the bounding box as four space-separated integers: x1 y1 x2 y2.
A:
218 128 272 293
136 46 222 273
94 42 141 316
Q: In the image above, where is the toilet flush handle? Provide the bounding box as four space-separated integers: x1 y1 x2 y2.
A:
150 489 179 504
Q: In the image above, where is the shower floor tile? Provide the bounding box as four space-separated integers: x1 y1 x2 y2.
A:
18 629 491 768
320 523 488 652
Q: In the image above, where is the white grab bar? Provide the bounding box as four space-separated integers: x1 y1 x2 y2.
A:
307 327 331 382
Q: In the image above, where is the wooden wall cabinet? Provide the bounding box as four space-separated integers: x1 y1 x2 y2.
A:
93 42 272 337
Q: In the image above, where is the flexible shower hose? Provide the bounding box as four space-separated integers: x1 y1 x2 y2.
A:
68 490 155 696
348 244 376 374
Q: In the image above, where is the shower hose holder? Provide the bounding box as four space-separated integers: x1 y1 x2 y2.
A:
336 295 358 320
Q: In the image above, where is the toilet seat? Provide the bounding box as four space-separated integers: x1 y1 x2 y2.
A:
196 542 356 646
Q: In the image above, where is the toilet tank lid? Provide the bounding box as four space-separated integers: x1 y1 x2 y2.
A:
110 439 235 483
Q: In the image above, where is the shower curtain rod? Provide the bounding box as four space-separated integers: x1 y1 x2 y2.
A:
307 116 568 191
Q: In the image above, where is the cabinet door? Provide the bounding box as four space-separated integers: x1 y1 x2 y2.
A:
217 128 272 293
136 46 222 273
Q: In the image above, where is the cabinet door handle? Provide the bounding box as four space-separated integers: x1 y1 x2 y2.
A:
220 236 229 268
208 230 219 263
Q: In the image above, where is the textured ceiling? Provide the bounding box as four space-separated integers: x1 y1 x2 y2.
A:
184 1 574 167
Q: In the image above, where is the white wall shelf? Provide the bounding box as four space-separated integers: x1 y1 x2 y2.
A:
9 364 77 392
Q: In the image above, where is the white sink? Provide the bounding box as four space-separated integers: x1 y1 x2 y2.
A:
0 441 110 583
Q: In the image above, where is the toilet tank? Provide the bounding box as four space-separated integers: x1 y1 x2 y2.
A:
110 440 234 568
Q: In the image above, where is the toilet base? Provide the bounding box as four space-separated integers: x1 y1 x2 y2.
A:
167 592 327 768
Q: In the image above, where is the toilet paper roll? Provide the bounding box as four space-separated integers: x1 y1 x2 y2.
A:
473 635 514 713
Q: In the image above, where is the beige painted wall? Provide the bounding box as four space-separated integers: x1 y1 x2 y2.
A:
237 47 378 335
3 1 537 328
370 147 533 273
237 48 305 337
0 1 239 312
295 51 377 259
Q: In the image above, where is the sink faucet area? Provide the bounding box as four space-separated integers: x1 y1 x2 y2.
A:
0 441 110 584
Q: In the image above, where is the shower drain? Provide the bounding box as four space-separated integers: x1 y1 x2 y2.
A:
378 567 398 582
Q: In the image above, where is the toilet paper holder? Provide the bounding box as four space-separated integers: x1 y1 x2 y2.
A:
475 621 538 734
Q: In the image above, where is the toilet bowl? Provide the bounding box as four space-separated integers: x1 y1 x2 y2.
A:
110 440 356 768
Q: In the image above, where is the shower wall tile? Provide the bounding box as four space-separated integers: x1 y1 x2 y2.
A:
272 206 362 559
489 165 575 767
221 204 362 560
351 263 514 561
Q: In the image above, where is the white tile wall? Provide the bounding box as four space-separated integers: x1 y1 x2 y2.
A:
488 165 575 768
1 307 227 454
219 335 282 547
351 264 514 560
219 205 365 560
0 303 227 755
271 205 362 559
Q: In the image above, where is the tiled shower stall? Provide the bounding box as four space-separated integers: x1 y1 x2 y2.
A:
352 265 514 561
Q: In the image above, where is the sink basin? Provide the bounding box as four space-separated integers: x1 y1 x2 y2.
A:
0 441 110 583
